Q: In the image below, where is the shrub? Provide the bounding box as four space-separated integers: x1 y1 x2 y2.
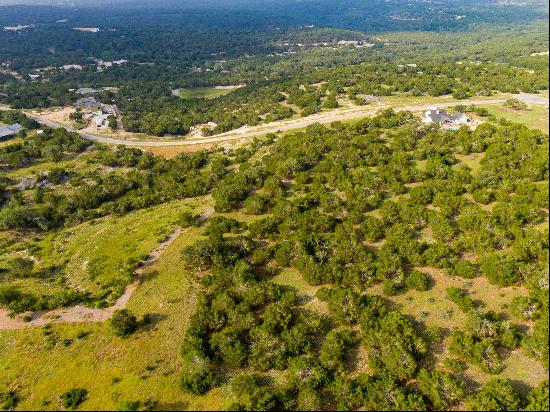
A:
110 309 138 337
118 400 141 411
382 280 401 296
480 254 521 287
525 380 549 411
417 368 466 409
404 270 431 291
6 257 34 278
0 390 18 410
509 296 540 320
466 378 521 411
244 195 268 215
450 260 478 279
443 358 466 373
449 331 503 374
446 287 475 312
178 210 200 227
60 388 88 410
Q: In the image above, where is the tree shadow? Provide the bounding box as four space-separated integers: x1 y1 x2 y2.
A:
457 372 482 393
140 313 167 331
141 270 160 282
509 379 533 397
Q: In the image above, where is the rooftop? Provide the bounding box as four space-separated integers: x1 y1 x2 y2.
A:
0 123 23 139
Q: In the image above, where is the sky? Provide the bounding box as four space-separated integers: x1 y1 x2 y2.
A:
0 0 267 5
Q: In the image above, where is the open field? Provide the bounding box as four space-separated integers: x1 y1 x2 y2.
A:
0 213 230 410
380 92 511 109
483 103 549 133
0 197 210 312
174 85 244 100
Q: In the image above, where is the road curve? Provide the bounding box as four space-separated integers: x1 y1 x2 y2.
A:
3 93 548 147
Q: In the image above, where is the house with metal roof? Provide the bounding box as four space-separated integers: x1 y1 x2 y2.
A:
423 109 470 125
0 123 22 140
76 87 97 95
75 97 101 111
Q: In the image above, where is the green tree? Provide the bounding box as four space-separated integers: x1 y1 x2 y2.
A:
110 309 138 337
525 380 549 411
417 368 466 410
467 378 521 411
60 388 88 410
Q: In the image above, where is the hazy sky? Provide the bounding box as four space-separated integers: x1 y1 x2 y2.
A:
0 0 244 5
0 0 268 5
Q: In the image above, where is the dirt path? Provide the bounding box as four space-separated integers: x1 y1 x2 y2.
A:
3 94 547 148
0 227 183 330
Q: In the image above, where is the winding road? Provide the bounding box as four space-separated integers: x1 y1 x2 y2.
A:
2 93 548 147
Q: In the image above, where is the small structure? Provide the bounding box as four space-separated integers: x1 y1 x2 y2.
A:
4 25 33 31
74 27 99 33
0 123 22 140
423 109 470 126
62 64 83 71
94 110 109 128
75 97 101 111
76 87 97 95
92 105 115 128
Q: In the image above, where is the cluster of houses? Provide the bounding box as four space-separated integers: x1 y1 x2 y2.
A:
423 108 470 128
26 58 129 81
275 40 375 50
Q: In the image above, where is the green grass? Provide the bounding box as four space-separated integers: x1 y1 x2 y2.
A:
483 103 549 133
271 267 328 313
41 198 209 297
0 197 210 307
380 92 509 109
175 87 240 100
454 152 485 173
0 199 229 411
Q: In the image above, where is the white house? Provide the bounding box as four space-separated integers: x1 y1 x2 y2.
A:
423 109 470 125
94 111 109 128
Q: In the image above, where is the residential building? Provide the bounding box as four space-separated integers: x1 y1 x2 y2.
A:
75 97 101 111
0 123 23 140
423 109 470 125
76 88 97 95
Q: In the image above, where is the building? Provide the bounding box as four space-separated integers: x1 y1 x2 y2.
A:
75 97 101 111
76 87 97 95
62 64 83 71
94 110 110 128
74 27 100 33
423 109 470 125
4 25 33 31
0 123 22 140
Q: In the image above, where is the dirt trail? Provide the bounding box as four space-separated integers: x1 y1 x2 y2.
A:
0 227 184 330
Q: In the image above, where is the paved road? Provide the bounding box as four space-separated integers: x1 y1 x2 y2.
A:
3 93 548 147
